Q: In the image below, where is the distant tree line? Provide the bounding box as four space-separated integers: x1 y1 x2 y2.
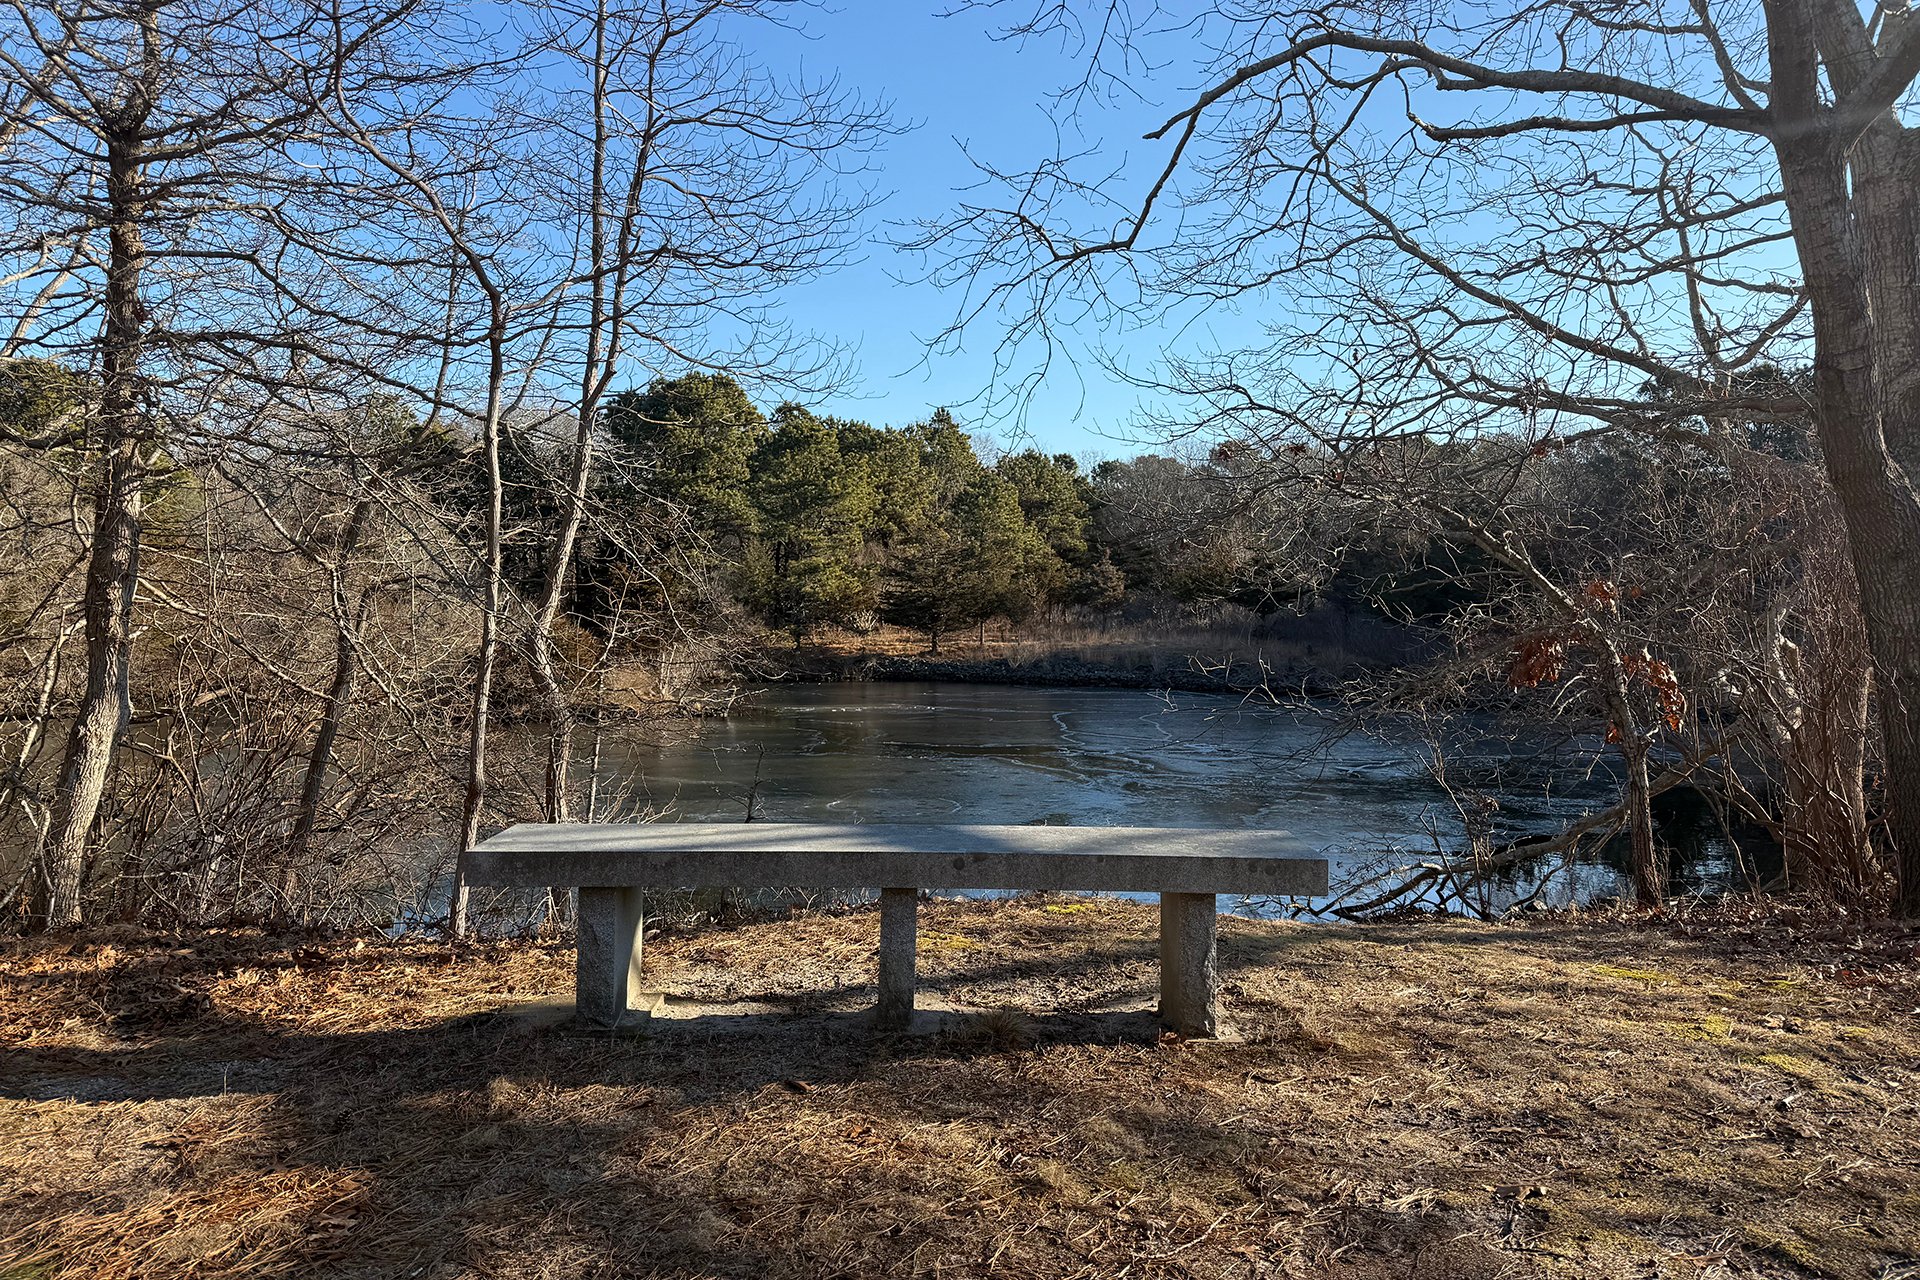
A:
489 370 1336 653
490 367 1561 658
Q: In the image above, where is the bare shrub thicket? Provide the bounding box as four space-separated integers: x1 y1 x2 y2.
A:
0 0 883 931
1218 419 1889 914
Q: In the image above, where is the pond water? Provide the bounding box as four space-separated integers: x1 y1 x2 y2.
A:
584 681 1762 915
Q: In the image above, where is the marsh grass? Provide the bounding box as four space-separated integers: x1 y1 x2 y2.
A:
801 617 1350 681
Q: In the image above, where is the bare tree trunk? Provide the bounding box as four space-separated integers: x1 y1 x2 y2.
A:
1850 133 1920 916
40 416 143 929
1834 665 1875 889
529 0 645 832
1617 736 1662 908
38 109 153 930
280 497 374 924
528 590 581 823
1767 7 1920 913
327 86 520 941
527 52 607 825
526 0 620 939
1850 126 1920 913
1850 135 1920 921
454 342 508 939
1597 651 1664 909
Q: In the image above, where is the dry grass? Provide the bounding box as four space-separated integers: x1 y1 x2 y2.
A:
800 619 1326 676
2 900 1917 1279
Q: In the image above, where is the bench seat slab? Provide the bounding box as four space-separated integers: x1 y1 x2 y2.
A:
465 823 1327 897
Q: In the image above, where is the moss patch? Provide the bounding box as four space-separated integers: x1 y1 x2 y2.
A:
1588 962 1679 985
1667 1014 1733 1040
917 929 980 952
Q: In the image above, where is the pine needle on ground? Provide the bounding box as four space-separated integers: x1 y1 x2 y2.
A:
2 899 1916 1279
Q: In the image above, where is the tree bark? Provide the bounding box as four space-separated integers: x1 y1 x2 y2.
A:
38 108 152 929
1849 130 1920 915
528 0 648 837
1766 2 1920 913
1617 735 1663 908
1599 660 1663 910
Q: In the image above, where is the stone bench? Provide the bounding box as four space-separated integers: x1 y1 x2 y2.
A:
461 822 1329 1037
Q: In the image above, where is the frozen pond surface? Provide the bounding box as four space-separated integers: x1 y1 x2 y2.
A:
584 682 1754 913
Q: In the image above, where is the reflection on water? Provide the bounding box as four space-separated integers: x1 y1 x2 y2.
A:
586 682 1765 914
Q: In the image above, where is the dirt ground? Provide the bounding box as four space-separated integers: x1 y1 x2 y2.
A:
2 900 1917 1280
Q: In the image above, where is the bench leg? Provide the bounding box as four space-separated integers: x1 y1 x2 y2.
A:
876 887 917 1030
576 886 646 1029
1159 892 1219 1038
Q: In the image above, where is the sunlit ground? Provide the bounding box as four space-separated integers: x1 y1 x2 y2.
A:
3 900 1916 1279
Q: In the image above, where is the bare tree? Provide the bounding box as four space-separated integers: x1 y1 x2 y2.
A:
924 0 1920 913
321 107 553 936
513 0 887 828
0 0 882 934
0 0 440 926
205 399 411 922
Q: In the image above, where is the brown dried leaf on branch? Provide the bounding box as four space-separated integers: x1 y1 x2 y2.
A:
1507 632 1569 688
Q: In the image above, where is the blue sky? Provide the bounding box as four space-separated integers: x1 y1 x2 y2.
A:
744 5 1805 464
752 4 1196 460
